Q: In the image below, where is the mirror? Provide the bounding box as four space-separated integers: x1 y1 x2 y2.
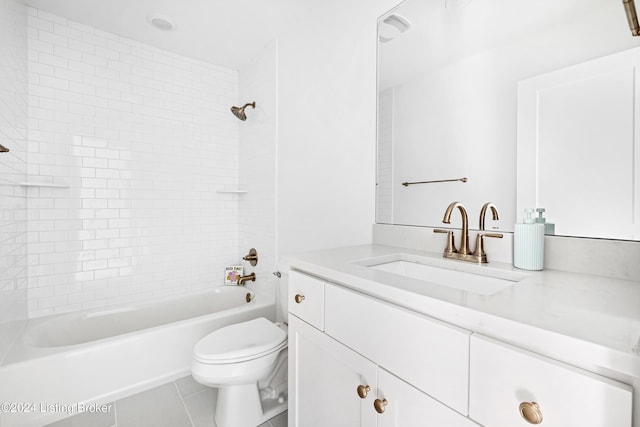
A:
377 0 640 238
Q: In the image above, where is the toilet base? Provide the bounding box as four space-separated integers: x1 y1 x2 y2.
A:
214 383 287 427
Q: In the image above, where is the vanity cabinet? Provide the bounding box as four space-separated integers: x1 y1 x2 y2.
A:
288 268 634 427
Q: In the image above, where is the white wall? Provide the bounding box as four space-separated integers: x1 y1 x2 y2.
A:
26 8 242 316
276 0 399 264
0 0 28 362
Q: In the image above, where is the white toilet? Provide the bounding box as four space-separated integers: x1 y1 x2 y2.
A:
191 316 288 427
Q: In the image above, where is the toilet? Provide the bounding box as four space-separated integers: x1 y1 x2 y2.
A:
191 316 288 427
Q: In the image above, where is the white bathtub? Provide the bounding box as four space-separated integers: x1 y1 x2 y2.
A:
0 286 275 427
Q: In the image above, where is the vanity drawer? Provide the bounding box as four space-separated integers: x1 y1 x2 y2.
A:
324 283 471 415
469 334 633 427
288 270 325 330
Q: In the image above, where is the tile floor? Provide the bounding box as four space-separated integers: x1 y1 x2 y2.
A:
44 376 287 427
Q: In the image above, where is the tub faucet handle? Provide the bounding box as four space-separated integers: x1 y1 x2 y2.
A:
242 248 258 266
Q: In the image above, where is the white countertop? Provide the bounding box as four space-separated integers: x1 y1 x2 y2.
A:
286 244 640 381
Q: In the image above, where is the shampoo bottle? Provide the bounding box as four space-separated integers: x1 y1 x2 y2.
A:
513 208 544 270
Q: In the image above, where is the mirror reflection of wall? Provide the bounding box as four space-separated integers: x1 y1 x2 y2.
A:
518 47 640 240
377 0 640 237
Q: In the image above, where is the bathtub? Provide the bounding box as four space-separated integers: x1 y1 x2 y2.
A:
0 286 275 427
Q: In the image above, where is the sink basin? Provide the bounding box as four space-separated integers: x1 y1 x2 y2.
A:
358 253 528 296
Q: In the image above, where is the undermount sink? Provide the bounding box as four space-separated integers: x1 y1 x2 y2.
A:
358 253 528 296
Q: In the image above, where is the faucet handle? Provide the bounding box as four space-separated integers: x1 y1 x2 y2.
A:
479 232 503 239
472 232 503 262
434 229 457 255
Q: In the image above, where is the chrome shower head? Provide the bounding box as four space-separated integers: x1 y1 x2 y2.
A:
230 102 256 121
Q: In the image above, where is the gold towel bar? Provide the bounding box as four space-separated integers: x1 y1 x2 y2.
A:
402 177 467 187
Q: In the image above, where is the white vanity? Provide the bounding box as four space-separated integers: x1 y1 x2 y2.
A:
286 244 639 427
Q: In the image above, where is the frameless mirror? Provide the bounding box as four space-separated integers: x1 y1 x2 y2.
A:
377 0 640 239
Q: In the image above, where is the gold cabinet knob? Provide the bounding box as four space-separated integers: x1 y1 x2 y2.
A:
294 294 305 304
356 385 370 399
519 402 543 424
373 398 388 414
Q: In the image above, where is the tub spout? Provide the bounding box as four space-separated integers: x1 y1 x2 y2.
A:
237 272 256 286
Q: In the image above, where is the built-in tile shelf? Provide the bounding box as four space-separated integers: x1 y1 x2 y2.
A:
19 182 69 188
216 189 248 194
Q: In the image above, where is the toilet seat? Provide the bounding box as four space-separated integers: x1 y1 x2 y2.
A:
194 317 287 364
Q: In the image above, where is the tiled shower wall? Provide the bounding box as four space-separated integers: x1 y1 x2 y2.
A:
0 0 28 362
26 8 242 317
239 40 278 304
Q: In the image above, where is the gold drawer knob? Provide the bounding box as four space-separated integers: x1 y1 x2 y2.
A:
519 402 543 424
294 294 305 304
374 398 388 414
357 385 370 399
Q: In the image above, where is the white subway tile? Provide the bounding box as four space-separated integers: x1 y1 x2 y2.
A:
29 15 54 31
25 7 245 316
38 30 67 48
82 52 108 67
82 259 107 271
29 38 54 54
37 51 68 68
68 59 95 74
53 23 81 40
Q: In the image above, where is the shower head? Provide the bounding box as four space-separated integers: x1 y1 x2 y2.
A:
230 102 256 121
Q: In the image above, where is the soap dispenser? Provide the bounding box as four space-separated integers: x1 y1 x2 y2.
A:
513 208 544 270
535 208 555 235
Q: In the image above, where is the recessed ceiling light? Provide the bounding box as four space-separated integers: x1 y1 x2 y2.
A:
148 14 176 32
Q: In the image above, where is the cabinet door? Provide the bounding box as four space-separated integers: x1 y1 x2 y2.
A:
469 334 633 427
377 368 479 427
288 315 377 427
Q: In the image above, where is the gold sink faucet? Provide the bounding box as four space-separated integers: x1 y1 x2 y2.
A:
434 202 503 263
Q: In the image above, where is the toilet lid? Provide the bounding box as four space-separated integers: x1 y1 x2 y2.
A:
193 317 287 363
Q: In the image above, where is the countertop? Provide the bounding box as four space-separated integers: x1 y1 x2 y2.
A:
286 244 640 380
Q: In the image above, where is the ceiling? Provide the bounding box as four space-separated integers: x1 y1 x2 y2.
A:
24 0 311 70
378 0 624 89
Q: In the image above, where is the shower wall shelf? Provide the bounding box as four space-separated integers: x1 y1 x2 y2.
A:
216 189 248 194
20 182 69 188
